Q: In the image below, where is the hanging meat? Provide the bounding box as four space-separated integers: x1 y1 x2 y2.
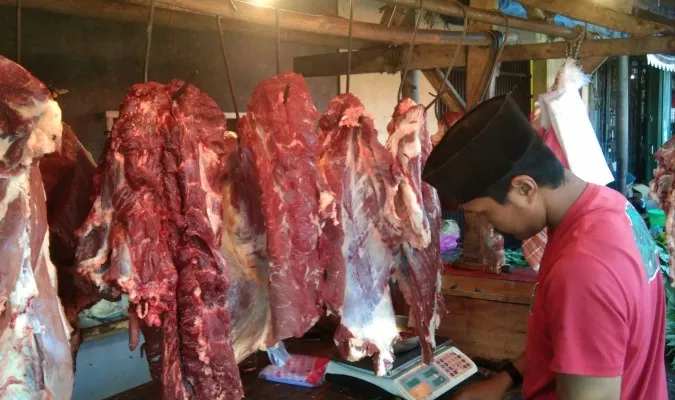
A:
40 122 100 356
318 93 405 375
650 138 675 284
236 72 327 343
386 98 445 363
75 81 243 399
0 55 74 399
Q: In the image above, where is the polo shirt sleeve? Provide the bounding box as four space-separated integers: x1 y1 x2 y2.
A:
543 255 629 377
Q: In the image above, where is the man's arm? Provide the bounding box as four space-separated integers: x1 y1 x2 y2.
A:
557 374 621 400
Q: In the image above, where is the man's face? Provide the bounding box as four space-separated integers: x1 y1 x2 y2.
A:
461 176 547 240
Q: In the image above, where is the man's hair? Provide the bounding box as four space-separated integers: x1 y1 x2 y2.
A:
481 137 565 204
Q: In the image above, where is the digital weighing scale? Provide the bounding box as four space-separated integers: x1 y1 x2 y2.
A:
325 341 477 400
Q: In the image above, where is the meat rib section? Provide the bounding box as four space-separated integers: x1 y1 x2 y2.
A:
387 99 445 363
237 73 325 342
651 138 675 284
0 55 73 399
75 81 242 399
318 93 404 375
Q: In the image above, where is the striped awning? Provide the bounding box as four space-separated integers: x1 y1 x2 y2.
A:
647 53 675 72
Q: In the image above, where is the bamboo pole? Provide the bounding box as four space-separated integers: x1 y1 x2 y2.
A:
293 35 675 77
151 0 496 46
0 0 374 49
380 0 578 39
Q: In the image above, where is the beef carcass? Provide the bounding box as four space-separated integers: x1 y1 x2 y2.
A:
220 140 273 362
40 122 100 355
386 99 445 363
318 93 404 375
237 73 326 342
0 55 73 399
650 138 675 284
75 81 243 399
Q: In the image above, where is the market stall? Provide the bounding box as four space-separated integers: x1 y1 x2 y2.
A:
0 0 674 399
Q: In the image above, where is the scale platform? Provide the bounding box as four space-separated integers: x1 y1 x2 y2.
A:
325 340 477 400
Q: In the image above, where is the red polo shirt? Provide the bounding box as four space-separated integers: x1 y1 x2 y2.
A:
523 184 667 400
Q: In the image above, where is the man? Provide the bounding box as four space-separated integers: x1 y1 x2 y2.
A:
422 94 667 400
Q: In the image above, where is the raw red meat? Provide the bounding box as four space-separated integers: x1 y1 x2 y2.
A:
386 99 445 363
237 73 325 342
221 140 274 362
0 55 74 399
40 122 100 355
318 93 404 375
75 81 242 399
650 138 675 284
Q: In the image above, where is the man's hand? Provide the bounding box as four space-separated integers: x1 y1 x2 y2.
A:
452 372 512 400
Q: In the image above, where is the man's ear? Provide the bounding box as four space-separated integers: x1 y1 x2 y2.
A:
509 175 538 204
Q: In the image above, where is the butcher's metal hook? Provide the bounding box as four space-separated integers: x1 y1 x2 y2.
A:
275 0 281 75
425 0 468 111
397 0 424 102
217 17 240 123
172 70 199 101
386 4 397 28
346 0 354 93
143 0 156 83
16 0 21 65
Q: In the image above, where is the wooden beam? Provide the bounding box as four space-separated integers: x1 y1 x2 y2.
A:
517 0 672 36
381 0 577 39
0 0 373 49
140 0 496 46
379 4 463 113
465 0 496 108
294 36 675 76
579 56 607 74
423 69 465 112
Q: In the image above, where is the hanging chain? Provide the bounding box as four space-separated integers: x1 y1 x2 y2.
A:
217 17 240 124
346 0 354 93
397 0 424 102
143 0 156 83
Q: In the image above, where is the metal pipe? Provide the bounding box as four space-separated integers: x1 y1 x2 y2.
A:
143 0 156 83
379 0 577 39
616 55 629 196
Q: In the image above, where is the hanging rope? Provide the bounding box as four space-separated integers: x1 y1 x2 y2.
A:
217 17 240 124
275 0 281 75
397 0 424 102
16 0 21 65
424 0 468 111
566 26 586 60
143 0 156 83
346 0 354 93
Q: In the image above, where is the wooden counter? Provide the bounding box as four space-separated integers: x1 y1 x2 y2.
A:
437 266 536 361
105 337 483 400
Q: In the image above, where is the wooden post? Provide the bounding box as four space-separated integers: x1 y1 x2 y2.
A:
465 0 497 108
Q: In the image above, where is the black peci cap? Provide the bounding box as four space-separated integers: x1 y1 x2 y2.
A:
422 94 538 204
